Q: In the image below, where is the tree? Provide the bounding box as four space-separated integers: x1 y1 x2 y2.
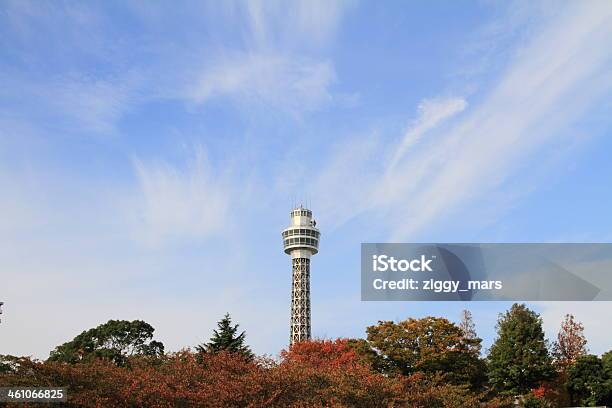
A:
566 354 610 406
0 355 23 374
601 350 612 378
487 304 554 396
521 392 554 408
48 320 164 366
0 350 406 407
347 338 389 373
197 313 253 360
281 339 361 370
603 350 612 405
552 314 587 368
459 310 480 352
361 316 486 389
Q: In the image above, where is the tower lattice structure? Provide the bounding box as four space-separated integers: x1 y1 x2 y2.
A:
282 206 320 345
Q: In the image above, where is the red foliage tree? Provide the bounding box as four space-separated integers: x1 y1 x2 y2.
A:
280 338 361 369
0 339 514 407
553 314 587 368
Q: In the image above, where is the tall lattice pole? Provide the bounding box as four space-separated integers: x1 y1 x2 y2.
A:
282 206 320 345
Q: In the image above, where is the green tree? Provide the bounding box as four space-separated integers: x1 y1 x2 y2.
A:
360 316 486 389
197 313 253 360
566 354 610 406
521 393 553 408
603 350 612 405
602 350 612 379
48 320 164 366
0 355 21 373
487 304 554 396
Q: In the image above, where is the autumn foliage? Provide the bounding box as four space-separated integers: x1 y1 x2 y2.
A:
280 339 360 369
0 347 377 407
1 309 609 407
0 340 514 408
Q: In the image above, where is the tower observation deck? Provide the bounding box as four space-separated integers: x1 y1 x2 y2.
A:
282 206 320 345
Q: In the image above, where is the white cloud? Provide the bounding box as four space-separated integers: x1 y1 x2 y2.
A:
1 0 352 134
0 1 140 135
227 0 350 49
133 147 232 245
306 98 466 230
48 76 135 133
308 131 383 228
191 52 335 116
388 97 467 171
385 1 612 239
309 0 612 239
0 69 138 136
185 0 352 116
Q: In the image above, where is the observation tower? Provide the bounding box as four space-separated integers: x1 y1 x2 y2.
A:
282 206 320 345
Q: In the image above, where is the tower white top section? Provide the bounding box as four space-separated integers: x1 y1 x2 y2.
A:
282 206 320 259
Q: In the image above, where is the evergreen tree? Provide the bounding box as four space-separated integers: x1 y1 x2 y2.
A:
487 303 554 396
197 313 253 360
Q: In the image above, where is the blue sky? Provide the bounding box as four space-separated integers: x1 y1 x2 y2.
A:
1 0 612 359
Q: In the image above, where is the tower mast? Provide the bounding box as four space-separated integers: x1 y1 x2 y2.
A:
282 206 320 345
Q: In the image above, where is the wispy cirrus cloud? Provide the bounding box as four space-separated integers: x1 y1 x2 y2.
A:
0 0 352 136
387 97 468 172
0 2 134 135
221 0 351 49
309 0 612 239
383 0 612 239
190 52 335 116
186 0 351 116
132 147 232 245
